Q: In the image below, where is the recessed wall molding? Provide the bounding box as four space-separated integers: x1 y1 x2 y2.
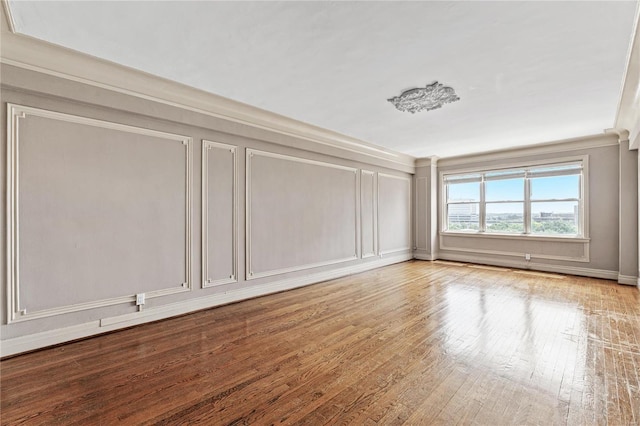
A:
360 170 377 258
245 149 358 280
415 177 428 252
439 235 590 263
378 173 412 256
202 140 238 288
5 103 193 323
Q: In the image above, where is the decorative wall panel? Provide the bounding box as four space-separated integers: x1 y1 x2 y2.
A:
360 170 377 258
439 234 589 262
6 104 192 323
202 140 237 287
246 150 358 279
415 177 428 251
378 173 412 255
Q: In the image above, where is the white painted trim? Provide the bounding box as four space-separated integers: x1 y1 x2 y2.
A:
437 134 617 167
7 103 194 142
377 173 413 256
5 104 193 324
1 0 15 33
439 154 590 242
245 148 359 280
247 256 359 281
6 102 19 327
375 172 380 257
202 140 238 288
617 274 638 286
440 155 588 178
413 251 435 261
0 253 412 357
415 156 438 167
360 169 377 259
247 148 358 172
380 248 413 256
436 252 618 281
439 231 590 244
245 148 252 281
0 22 414 170
415 177 428 251
614 2 640 142
439 236 589 263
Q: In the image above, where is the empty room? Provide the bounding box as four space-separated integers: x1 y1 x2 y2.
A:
1 1 639 424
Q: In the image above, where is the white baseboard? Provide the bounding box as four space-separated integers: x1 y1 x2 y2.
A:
437 252 619 281
617 274 638 286
413 251 435 261
1 254 411 358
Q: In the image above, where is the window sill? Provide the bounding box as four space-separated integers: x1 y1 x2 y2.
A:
439 231 590 243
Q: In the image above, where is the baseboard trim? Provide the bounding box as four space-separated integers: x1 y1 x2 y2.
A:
617 274 639 286
0 254 411 358
413 251 435 261
436 252 619 281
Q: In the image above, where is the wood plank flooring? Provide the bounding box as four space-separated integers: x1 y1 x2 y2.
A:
1 260 639 425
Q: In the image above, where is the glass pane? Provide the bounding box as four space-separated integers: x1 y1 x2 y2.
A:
485 202 524 233
447 203 479 231
531 175 579 200
485 178 524 202
531 201 579 235
448 182 480 202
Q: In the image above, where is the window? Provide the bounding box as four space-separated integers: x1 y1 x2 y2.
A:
443 161 584 237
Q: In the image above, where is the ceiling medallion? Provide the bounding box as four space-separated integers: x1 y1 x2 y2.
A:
388 81 460 114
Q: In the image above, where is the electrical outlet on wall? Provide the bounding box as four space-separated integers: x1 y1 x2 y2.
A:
525 253 531 261
136 293 145 306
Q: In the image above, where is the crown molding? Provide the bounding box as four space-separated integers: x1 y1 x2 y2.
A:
615 3 640 150
1 0 15 33
604 128 630 144
0 4 415 171
437 133 618 168
415 156 439 167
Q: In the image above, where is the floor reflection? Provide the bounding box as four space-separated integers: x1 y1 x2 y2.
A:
443 279 585 397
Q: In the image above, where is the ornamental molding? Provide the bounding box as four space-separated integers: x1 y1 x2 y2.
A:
388 81 460 114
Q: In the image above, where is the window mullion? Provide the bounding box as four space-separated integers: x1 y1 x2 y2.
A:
445 184 449 231
524 177 531 234
480 176 486 232
579 173 584 236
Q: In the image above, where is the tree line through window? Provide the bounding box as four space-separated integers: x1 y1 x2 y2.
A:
443 162 583 236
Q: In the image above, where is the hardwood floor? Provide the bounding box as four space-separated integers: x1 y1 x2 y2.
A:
2 260 639 425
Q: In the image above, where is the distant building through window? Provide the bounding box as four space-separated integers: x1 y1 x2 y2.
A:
442 161 584 237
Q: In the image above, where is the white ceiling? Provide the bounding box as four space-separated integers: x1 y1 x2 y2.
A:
7 1 639 158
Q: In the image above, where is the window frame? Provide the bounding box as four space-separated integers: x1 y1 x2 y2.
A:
440 156 588 240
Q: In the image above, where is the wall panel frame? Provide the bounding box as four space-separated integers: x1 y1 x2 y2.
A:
202 140 238 288
245 149 358 280
6 104 193 323
360 170 377 258
378 173 412 256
